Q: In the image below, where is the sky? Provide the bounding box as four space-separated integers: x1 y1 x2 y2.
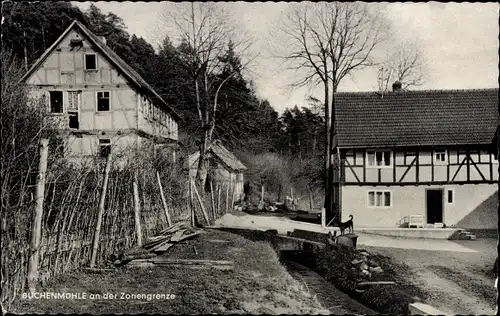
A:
74 1 499 113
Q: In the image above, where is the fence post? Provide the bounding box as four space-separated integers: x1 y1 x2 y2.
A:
210 181 215 221
225 184 230 214
157 171 172 227
308 184 314 212
27 138 49 294
133 177 143 247
90 153 112 268
217 184 221 217
192 180 210 224
189 178 195 226
261 185 264 202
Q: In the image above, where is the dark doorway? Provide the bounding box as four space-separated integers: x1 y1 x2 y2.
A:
426 189 443 224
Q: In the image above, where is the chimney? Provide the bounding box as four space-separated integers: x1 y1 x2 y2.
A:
392 81 402 92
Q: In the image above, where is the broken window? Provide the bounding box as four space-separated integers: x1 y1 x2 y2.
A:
97 91 110 112
85 54 97 70
368 190 392 208
69 113 79 129
68 91 80 129
99 139 111 158
49 91 63 113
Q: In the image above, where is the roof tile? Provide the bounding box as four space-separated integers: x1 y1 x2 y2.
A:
334 89 499 147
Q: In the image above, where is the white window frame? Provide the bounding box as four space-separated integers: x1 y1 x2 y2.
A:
96 91 111 112
366 150 392 168
434 150 447 165
446 188 454 205
84 53 98 71
367 190 393 208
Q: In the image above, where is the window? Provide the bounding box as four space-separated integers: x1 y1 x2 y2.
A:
97 91 110 112
49 91 63 113
99 139 111 158
67 91 80 111
368 190 392 208
367 150 391 167
69 113 79 129
434 150 447 164
447 189 454 204
85 54 97 70
68 91 80 129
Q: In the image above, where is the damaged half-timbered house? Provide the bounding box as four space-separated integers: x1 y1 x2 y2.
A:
333 84 499 229
19 20 182 165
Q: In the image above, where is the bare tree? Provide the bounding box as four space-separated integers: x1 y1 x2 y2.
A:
378 41 427 92
272 2 388 220
160 3 253 188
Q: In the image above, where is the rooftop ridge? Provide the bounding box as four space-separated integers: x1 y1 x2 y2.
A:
334 87 499 96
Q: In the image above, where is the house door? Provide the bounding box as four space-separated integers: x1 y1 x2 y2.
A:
426 189 443 224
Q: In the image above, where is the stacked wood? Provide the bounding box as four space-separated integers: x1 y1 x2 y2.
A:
128 258 234 270
114 221 200 266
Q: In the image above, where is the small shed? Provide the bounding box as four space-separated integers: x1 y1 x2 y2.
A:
186 140 247 200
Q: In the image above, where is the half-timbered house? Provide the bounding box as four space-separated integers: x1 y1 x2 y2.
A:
19 20 181 164
333 87 499 229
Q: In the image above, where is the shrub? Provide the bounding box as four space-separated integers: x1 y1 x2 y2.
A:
315 244 423 315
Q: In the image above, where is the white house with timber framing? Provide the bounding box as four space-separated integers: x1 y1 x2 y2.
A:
19 20 181 163
333 86 499 229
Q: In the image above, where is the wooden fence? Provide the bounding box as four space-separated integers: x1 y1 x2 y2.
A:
1 139 237 309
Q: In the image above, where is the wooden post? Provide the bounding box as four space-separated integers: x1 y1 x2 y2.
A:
230 184 235 212
133 178 143 247
90 154 112 268
225 184 230 213
261 185 264 202
157 171 172 227
192 180 210 224
308 184 314 212
189 179 195 227
217 184 222 216
210 181 216 221
321 208 326 228
27 138 49 294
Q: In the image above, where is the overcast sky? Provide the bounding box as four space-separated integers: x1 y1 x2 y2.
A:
75 2 499 113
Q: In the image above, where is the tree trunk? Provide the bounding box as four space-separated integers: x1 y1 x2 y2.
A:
329 85 339 221
324 81 332 223
195 130 210 189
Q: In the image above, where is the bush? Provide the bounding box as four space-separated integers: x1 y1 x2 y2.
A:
315 244 424 315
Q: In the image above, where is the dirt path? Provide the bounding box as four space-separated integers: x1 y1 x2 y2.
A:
362 238 497 315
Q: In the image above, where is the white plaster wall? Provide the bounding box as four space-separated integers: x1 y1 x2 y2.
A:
341 184 498 228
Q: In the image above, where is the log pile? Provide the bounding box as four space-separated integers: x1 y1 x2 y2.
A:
114 222 200 266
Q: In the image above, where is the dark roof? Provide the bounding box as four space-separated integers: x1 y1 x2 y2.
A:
20 20 182 121
187 140 247 171
334 88 499 148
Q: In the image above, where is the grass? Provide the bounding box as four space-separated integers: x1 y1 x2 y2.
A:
10 230 328 315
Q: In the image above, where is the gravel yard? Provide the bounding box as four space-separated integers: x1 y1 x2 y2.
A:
363 237 497 315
